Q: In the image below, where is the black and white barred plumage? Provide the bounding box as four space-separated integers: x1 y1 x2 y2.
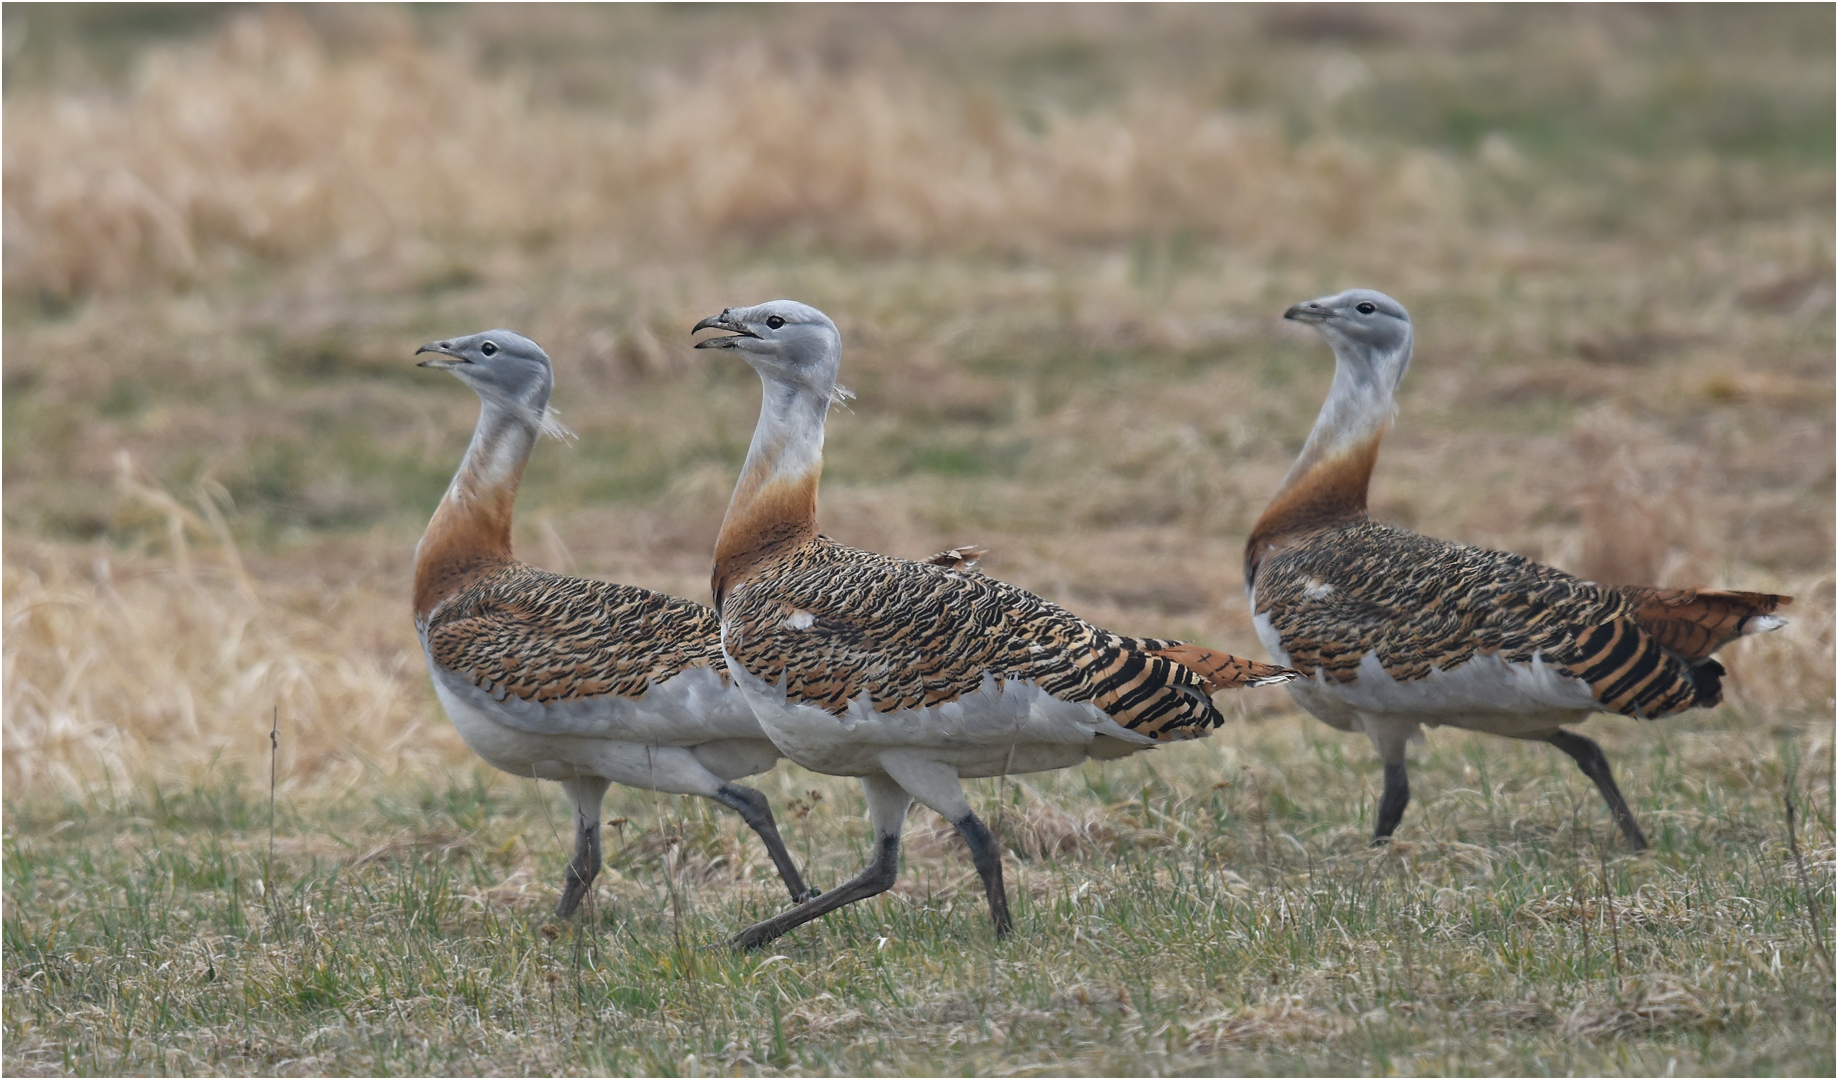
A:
726 536 1287 740
1252 520 1782 722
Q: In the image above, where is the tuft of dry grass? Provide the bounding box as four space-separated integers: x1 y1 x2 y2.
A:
6 9 1337 298
9 6 1830 302
2 459 464 795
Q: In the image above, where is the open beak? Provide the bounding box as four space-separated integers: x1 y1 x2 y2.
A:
691 310 757 349
1283 301 1333 324
415 342 466 368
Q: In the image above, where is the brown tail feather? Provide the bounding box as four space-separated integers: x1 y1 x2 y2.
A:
1620 587 1791 662
1151 643 1297 695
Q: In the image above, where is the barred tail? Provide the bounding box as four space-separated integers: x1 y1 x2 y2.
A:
1150 643 1298 695
1620 587 1791 662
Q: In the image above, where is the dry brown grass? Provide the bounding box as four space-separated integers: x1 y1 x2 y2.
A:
4 4 1832 803
3 464 457 795
6 7 1327 298
10 6 1827 302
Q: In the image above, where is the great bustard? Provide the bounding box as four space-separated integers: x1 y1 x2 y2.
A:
693 301 1296 948
1245 290 1790 849
412 330 811 916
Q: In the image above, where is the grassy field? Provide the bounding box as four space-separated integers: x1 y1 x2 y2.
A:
3 727 1833 1075
4 5 1832 1075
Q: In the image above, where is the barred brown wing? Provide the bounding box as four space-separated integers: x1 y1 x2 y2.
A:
1255 521 1737 719
723 538 1285 741
426 564 726 704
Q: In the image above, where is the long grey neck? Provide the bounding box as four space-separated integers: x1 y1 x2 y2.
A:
712 373 832 607
731 375 831 500
1278 337 1408 492
447 398 539 506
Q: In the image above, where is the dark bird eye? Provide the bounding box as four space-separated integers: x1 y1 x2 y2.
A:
1356 302 1377 315
766 315 785 330
480 341 499 356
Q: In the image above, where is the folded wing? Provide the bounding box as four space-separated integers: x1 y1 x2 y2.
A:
726 539 1291 742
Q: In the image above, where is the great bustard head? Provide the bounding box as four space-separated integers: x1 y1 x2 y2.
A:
1284 288 1414 396
691 301 851 406
418 328 564 424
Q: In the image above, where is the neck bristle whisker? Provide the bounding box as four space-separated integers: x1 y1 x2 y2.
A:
539 406 576 442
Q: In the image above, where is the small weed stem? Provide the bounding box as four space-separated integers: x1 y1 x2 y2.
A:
1597 846 1623 982
1784 789 1834 975
265 707 277 912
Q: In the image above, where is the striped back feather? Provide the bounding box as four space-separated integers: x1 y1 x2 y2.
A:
426 563 725 704
1568 619 1701 716
725 537 1284 741
1253 520 1786 721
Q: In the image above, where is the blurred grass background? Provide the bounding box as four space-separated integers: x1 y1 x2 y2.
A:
1 5 1832 1073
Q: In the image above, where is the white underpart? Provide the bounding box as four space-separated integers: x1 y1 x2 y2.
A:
424 640 761 740
1747 614 1787 634
1251 608 1598 745
723 647 1158 784
422 647 781 792
1338 648 1599 717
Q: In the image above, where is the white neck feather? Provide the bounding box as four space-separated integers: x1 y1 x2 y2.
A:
447 398 538 505
731 373 831 498
1280 337 1407 488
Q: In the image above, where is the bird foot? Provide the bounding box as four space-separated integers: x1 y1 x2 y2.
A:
729 922 779 952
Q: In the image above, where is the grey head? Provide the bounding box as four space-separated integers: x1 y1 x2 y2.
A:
691 300 848 403
416 329 555 425
1284 289 1413 392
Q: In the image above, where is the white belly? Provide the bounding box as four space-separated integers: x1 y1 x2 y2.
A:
425 656 781 791
429 656 764 742
723 652 1157 779
1251 609 1597 740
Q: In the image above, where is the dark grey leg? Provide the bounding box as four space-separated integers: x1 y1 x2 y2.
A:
558 820 603 917
1374 762 1410 844
557 775 612 917
1547 729 1648 851
729 775 911 951
1364 720 1419 846
714 782 815 902
953 812 1012 937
